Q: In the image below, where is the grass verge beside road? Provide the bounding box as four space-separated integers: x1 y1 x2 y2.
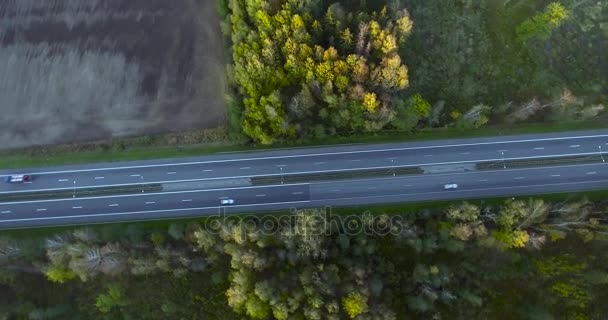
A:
0 120 606 170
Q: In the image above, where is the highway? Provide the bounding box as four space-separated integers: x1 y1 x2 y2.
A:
1 129 608 228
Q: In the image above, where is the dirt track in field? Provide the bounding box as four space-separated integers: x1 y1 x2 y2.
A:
0 0 225 149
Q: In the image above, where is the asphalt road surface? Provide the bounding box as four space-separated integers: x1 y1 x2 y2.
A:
1 129 608 228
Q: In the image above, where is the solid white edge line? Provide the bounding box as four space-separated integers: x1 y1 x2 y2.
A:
3 150 606 195
2 177 608 224
0 200 313 223
0 183 311 205
18 133 608 175
315 179 608 203
1 159 606 204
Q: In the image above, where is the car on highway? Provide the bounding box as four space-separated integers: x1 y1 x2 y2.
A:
220 199 235 205
4 174 31 183
443 183 458 190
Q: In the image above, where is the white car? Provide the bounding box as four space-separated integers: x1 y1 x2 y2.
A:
443 183 458 190
220 199 235 205
4 175 31 183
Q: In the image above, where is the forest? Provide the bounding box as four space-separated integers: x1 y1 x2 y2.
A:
2 195 608 319
219 0 607 143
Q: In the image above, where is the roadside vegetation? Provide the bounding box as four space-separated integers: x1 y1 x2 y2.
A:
220 0 607 144
2 195 608 319
0 0 605 168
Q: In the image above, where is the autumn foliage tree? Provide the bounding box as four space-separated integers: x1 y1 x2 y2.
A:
226 0 414 143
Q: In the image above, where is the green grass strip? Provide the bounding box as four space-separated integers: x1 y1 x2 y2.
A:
0 120 605 170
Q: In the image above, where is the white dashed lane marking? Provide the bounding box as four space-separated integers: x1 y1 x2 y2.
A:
95 177 104 180
256 194 266 197
36 208 46 212
587 172 597 175
240 167 251 170
292 192 304 195
534 147 545 150
570 145 581 148
1 211 11 214
167 172 177 175
182 199 193 202
203 170 213 172
145 201 156 205
514 177 525 180
551 174 561 177
109 204 119 207
130 174 141 177
314 162 325 165
72 206 83 209
58 179 69 182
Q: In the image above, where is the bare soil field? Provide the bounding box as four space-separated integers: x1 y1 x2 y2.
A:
0 0 225 149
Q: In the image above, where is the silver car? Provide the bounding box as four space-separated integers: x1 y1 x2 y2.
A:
220 199 235 205
443 183 458 190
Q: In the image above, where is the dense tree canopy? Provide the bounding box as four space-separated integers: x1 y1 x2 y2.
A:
225 0 415 143
2 196 608 319
221 0 605 143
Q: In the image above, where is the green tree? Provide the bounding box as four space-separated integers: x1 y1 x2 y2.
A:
245 294 270 319
342 292 368 318
517 2 569 43
45 265 77 283
95 283 128 313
